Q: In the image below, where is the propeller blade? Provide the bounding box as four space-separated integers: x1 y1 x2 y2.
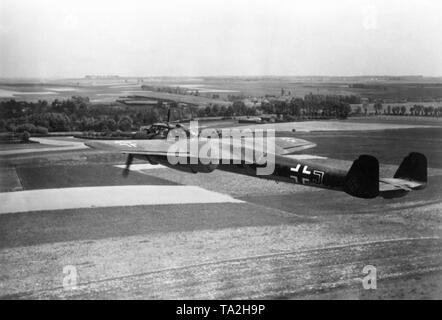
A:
122 154 134 177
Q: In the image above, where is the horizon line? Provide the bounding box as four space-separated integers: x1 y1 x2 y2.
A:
1 74 442 80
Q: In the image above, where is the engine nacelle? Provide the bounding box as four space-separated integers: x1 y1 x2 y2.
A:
188 163 218 173
147 155 218 173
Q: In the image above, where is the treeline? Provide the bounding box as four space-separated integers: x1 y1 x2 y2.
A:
195 101 257 118
141 85 201 96
390 104 442 116
360 103 442 116
0 93 356 134
0 96 168 133
192 94 353 120
140 85 247 101
261 94 352 119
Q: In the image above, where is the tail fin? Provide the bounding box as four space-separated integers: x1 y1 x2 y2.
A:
394 152 427 184
379 153 427 198
344 155 379 199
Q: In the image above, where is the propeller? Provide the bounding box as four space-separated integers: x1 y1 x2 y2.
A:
122 154 134 177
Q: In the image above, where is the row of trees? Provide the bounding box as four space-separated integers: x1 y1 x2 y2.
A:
0 97 167 133
140 84 251 101
385 105 442 116
194 102 258 118
1 93 356 134
141 85 201 96
409 105 442 116
365 102 442 116
191 94 354 119
261 94 353 119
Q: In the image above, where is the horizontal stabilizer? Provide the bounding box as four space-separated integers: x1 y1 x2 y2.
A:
379 152 427 199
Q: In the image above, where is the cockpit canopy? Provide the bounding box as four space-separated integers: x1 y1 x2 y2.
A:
140 123 195 139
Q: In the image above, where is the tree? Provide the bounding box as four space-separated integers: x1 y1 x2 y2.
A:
118 116 133 131
289 98 303 117
22 131 31 143
427 106 435 116
373 102 383 115
337 103 352 119
226 105 234 116
219 106 227 116
44 113 71 131
211 104 220 116
7 123 17 132
232 101 247 115
36 126 49 135
17 123 37 133
204 106 212 116
392 106 400 115
400 106 407 115
413 105 423 116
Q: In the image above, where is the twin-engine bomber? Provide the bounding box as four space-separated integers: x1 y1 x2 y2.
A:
85 136 427 199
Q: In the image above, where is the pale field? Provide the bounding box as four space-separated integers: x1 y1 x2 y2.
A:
2 77 442 109
0 120 441 299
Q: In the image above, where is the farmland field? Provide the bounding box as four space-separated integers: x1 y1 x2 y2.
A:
2 76 442 106
1 117 442 299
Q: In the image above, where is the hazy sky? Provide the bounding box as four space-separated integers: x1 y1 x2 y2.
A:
0 0 441 78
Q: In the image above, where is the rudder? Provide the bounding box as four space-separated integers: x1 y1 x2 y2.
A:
344 155 379 199
394 152 427 183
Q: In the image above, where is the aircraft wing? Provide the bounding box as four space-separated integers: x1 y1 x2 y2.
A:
273 137 316 155
84 136 316 157
85 139 174 155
